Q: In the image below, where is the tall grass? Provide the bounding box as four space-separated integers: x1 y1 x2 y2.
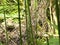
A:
17 0 22 45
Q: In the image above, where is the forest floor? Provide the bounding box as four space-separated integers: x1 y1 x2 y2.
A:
0 18 59 45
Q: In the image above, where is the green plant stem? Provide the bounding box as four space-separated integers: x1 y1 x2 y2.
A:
4 11 9 45
55 0 60 45
34 0 38 45
17 0 22 45
25 0 29 45
26 0 34 45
